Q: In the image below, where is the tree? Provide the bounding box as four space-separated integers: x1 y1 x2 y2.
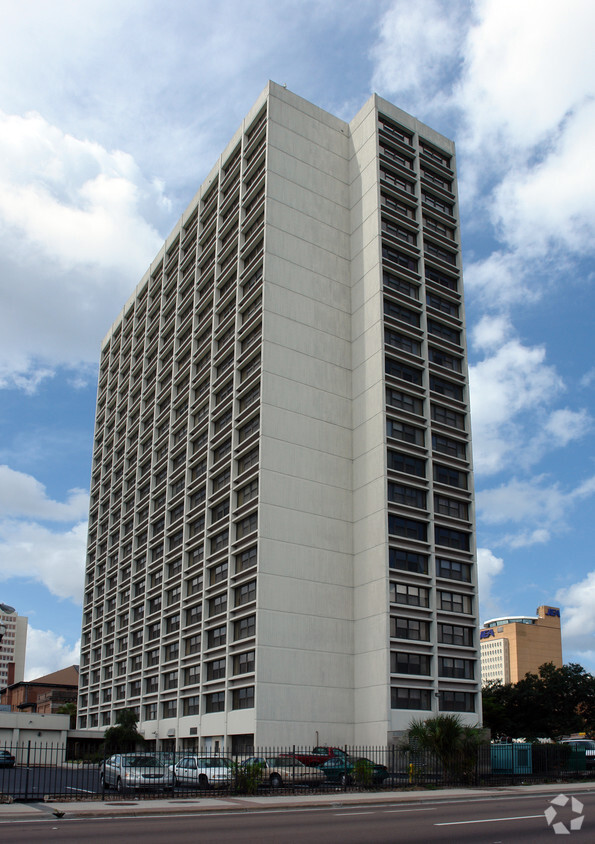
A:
482 663 595 739
103 709 145 754
57 701 77 730
407 714 486 782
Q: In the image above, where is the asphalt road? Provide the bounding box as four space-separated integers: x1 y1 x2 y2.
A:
2 790 594 842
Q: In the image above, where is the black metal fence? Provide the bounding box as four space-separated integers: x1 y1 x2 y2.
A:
0 742 591 802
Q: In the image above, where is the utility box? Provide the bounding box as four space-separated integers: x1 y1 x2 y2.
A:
491 743 533 774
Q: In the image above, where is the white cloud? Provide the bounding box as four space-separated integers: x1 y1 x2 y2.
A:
470 314 513 352
25 627 80 681
0 519 86 604
543 408 592 448
556 571 595 657
469 339 563 474
477 474 595 547
370 0 469 116
0 466 89 521
476 546 504 617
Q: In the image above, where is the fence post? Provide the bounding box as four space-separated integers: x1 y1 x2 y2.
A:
23 740 31 800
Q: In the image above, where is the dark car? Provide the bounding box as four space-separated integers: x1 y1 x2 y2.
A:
0 750 15 768
319 756 389 785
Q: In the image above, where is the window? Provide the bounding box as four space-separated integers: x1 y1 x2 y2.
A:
210 561 228 585
163 670 178 691
382 217 416 245
213 438 232 462
425 265 457 291
183 696 200 716
390 617 430 641
389 548 428 575
237 479 258 506
236 512 257 539
211 529 229 553
433 464 467 489
129 679 141 697
439 691 475 712
239 415 259 442
391 688 431 710
209 592 228 617
234 615 255 640
146 648 159 667
432 434 466 459
429 348 462 373
387 450 425 477
385 328 421 356
233 650 255 675
438 623 473 646
211 498 230 522
205 691 225 713
212 469 230 493
145 675 159 694
185 665 200 686
435 495 469 520
186 603 202 626
232 686 254 710
164 641 179 661
388 482 426 509
383 298 420 327
165 613 180 633
190 486 206 508
207 625 227 649
381 194 416 222
206 658 226 681
438 590 473 614
187 574 203 596
390 582 430 607
379 115 413 146
385 358 423 385
428 319 460 345
238 447 258 474
380 169 415 196
162 700 177 718
430 377 463 401
380 143 414 170
185 633 201 655
436 558 471 582
435 526 470 551
431 403 465 430
391 652 431 675
439 657 474 679
388 515 427 542
386 387 423 416
235 579 256 606
236 545 257 572
387 419 424 446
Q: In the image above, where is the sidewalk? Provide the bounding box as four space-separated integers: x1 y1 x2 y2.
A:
1 781 594 821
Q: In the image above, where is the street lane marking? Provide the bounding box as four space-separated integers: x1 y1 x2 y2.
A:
335 811 375 816
436 814 543 826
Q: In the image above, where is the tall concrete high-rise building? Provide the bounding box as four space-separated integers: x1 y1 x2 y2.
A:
78 83 479 750
0 604 28 687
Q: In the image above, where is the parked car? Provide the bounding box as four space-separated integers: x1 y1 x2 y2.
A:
318 756 390 785
292 747 348 767
0 750 15 768
560 739 595 768
100 753 173 791
172 756 234 787
241 756 325 788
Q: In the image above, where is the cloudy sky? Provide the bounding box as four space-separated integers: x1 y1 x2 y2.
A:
0 0 593 680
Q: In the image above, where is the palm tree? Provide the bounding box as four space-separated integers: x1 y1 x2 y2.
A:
408 714 485 783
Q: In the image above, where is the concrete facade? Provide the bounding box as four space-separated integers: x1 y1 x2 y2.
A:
78 83 479 749
0 604 27 688
480 605 563 685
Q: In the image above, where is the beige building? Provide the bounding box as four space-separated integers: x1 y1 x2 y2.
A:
0 603 27 688
480 605 562 685
78 82 479 750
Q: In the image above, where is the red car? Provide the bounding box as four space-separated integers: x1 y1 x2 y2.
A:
293 747 348 767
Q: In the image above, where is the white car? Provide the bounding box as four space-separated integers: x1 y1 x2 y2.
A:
101 753 173 791
172 755 234 787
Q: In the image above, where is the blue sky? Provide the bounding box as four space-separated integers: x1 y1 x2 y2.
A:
0 0 593 679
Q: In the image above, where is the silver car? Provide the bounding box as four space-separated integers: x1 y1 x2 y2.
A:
172 755 234 787
101 753 173 791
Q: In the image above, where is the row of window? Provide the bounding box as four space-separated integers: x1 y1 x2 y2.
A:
390 617 474 646
390 583 473 614
391 688 475 712
391 652 474 679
